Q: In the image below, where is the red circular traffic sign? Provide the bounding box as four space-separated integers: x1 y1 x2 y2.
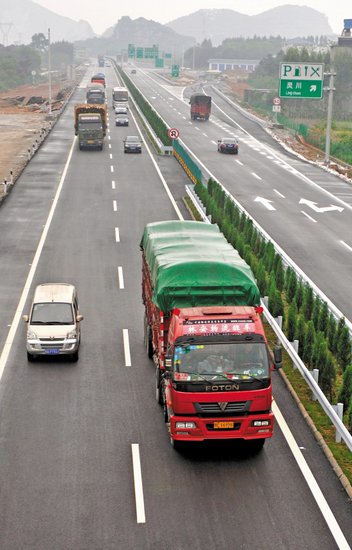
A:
168 128 180 139
272 97 281 105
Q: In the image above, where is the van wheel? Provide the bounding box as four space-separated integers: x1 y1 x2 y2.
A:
27 352 35 362
71 350 79 362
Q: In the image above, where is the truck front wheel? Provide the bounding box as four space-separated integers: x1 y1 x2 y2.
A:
143 313 153 359
155 367 162 404
247 439 265 453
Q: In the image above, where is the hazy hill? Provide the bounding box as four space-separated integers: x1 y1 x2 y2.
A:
0 0 95 45
167 6 334 46
77 16 195 56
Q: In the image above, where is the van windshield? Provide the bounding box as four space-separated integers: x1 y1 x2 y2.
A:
31 303 74 324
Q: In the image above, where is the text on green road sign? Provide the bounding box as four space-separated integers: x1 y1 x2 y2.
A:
280 63 323 79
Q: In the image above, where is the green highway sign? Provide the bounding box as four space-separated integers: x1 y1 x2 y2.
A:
155 57 164 68
128 44 135 58
164 53 172 59
279 62 324 99
171 64 179 77
136 47 144 59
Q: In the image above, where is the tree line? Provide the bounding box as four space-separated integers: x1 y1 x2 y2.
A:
0 35 74 91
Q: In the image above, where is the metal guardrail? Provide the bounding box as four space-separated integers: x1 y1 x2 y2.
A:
186 183 352 452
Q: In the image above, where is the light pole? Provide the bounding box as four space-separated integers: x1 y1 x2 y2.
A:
48 27 52 116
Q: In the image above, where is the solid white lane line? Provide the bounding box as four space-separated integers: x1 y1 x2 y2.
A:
301 210 317 223
118 266 124 289
273 402 350 550
131 444 146 523
0 137 77 379
123 329 131 366
113 200 117 211
340 240 352 253
115 227 120 242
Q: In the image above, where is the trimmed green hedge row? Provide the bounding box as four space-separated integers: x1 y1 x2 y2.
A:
195 178 352 425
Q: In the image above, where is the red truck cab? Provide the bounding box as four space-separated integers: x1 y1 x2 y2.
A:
160 306 277 449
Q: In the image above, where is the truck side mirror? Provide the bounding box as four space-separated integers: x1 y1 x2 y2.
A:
273 345 282 370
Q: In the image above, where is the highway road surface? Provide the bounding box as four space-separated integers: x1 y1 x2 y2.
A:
0 65 350 550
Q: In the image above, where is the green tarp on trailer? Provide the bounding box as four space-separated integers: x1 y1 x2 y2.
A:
141 221 260 311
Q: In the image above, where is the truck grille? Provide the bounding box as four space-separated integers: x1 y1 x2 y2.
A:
195 401 250 415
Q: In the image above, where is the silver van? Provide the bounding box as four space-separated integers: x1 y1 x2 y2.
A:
23 283 83 362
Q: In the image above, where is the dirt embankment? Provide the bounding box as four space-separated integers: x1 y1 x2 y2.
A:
0 81 74 193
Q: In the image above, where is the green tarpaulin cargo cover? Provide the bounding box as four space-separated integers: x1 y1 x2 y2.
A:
141 221 260 311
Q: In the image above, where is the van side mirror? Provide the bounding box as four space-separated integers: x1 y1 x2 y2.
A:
273 345 282 370
22 315 29 323
76 314 84 322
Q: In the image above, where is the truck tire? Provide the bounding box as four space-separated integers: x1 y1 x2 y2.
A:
143 313 153 359
155 367 163 405
247 439 265 453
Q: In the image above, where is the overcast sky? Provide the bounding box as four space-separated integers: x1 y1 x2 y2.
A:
34 0 347 35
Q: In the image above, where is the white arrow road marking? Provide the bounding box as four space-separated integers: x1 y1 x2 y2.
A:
254 196 276 211
299 199 344 213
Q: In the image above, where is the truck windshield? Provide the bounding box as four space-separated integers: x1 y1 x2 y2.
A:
79 122 102 130
173 342 270 379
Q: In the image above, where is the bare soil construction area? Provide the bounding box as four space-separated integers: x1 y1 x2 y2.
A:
0 81 74 195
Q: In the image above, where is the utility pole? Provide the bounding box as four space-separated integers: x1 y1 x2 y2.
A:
48 28 52 116
0 22 13 46
323 68 335 164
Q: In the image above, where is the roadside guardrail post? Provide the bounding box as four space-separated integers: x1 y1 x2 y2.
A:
312 369 319 401
332 403 344 443
292 340 299 367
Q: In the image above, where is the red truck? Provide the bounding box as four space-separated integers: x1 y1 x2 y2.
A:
141 221 281 451
91 73 106 87
189 93 211 120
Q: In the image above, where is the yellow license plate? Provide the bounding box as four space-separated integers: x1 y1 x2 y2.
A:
214 421 234 429
87 140 94 144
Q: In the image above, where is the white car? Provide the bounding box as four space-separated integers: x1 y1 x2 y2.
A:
114 105 128 115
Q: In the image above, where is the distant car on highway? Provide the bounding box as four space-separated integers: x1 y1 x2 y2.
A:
115 114 129 126
123 135 142 153
131 69 137 74
114 105 128 115
217 137 239 154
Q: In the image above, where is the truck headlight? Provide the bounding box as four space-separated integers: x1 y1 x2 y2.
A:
176 422 196 429
252 420 270 427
